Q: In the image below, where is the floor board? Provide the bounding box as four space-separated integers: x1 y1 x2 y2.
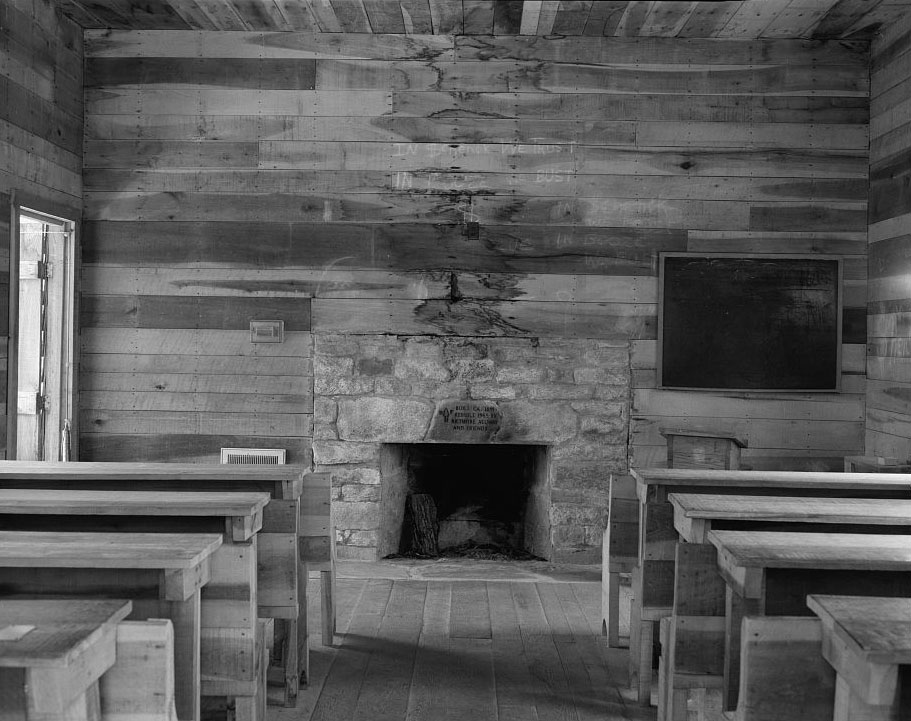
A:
271 560 654 721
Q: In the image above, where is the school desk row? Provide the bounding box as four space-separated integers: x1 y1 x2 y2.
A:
1 598 181 721
601 467 911 719
0 461 336 721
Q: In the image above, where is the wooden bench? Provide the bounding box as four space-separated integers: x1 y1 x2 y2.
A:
0 530 222 721
628 467 911 706
808 594 911 721
0 460 331 706
0 599 133 721
707 529 911 712
0 488 270 718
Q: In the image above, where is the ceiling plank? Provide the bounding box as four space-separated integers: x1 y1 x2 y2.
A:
193 0 249 29
494 0 525 34
761 0 839 38
519 0 543 33
536 0 561 33
618 1 654 36
678 0 741 36
715 0 794 37
582 1 628 35
842 0 910 37
640 2 696 36
428 0 463 33
400 0 434 33
123 0 195 29
812 0 884 37
55 0 114 27
553 0 594 34
329 0 372 31
64 0 144 27
463 0 496 33
228 0 293 30
273 0 321 30
363 0 406 32
168 0 220 30
306 0 344 30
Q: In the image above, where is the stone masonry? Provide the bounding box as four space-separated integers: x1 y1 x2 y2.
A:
313 333 631 563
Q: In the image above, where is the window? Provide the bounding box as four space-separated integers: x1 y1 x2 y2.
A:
9 208 77 460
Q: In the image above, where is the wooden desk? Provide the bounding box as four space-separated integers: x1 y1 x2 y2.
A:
0 599 132 721
807 594 911 721
670 494 911 543
658 494 911 720
0 488 270 716
707 530 911 712
0 460 312 705
0 488 267 540
0 530 222 721
628 468 911 705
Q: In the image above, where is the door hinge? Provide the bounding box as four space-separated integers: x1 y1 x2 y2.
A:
19 261 52 280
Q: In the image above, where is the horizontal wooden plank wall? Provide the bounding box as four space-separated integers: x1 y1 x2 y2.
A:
866 16 911 461
0 0 83 458
81 31 870 470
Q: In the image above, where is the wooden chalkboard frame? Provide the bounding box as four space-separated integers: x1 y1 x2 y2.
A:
657 253 843 393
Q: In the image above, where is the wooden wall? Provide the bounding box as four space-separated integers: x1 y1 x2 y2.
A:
866 17 911 460
81 31 869 469
0 0 83 458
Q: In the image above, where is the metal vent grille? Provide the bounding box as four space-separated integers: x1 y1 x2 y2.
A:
220 448 286 465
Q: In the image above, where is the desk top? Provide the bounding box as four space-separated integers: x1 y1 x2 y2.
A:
707 530 911 573
669 494 911 525
0 531 222 569
633 468 911 491
0 488 270 517
0 599 131 667
807 595 911 664
0 461 304 482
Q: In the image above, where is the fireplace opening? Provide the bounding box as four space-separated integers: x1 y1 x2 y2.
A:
378 443 552 561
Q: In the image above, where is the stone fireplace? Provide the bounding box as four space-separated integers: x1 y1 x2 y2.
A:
312 334 630 563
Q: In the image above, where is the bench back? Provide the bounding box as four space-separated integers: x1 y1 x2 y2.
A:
736 616 834 721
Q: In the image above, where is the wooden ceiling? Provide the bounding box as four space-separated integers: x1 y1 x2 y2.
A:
56 0 911 39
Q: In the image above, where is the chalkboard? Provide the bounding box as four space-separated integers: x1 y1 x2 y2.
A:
658 255 842 391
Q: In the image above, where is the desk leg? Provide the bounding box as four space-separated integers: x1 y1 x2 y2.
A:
1 670 103 721
171 592 202 721
321 568 335 646
628 565 642 689
604 571 622 647
637 619 655 706
833 673 899 721
723 586 759 713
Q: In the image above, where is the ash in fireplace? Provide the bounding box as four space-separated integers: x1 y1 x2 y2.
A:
389 541 544 562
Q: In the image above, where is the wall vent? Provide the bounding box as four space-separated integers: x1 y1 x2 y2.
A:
220 447 286 465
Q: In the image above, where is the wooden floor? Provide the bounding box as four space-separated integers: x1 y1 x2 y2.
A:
274 560 653 721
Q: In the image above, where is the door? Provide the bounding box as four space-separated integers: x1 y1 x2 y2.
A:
10 208 76 461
